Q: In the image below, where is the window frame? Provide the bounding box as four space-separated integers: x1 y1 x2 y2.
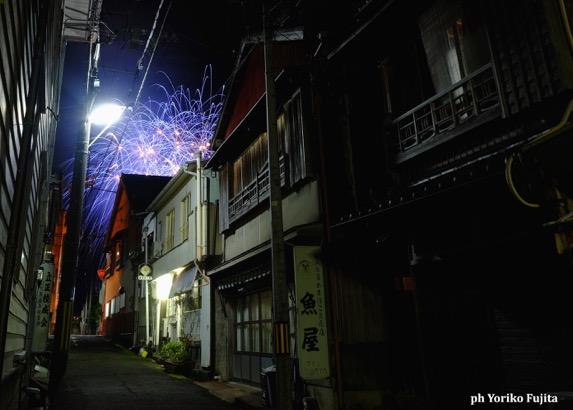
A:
180 194 190 242
235 290 273 355
165 209 175 251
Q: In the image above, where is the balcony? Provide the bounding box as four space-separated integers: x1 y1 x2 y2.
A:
393 64 502 163
228 155 288 224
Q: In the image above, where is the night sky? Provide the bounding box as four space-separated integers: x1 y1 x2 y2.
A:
54 0 246 171
55 0 247 312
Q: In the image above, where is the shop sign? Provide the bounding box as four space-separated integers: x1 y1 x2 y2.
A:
32 262 54 352
294 246 330 380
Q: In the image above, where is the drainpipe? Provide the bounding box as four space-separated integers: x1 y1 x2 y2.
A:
183 160 204 266
197 155 203 261
156 299 161 346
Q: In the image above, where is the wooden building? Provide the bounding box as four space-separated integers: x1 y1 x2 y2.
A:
309 0 573 408
205 35 334 404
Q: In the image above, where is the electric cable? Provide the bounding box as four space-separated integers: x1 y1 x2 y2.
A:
505 154 540 208
133 0 172 108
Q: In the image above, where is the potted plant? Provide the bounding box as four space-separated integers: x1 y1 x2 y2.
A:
157 341 194 374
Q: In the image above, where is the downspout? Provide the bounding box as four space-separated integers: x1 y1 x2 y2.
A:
197 155 203 263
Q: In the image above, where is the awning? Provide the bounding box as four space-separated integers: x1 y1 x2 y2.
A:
216 266 270 292
169 266 198 298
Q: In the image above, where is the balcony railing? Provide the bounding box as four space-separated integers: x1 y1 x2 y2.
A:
394 63 501 162
228 154 287 224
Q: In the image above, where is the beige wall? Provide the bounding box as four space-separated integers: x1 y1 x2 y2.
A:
224 180 320 261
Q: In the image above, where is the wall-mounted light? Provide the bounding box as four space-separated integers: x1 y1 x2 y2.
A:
154 273 173 300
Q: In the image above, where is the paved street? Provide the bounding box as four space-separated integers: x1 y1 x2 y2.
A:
52 336 234 410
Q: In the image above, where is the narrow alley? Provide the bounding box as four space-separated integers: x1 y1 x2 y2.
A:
4 1 573 409
52 336 236 410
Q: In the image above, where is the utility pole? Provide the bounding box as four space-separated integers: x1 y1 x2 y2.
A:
51 40 99 383
263 2 292 408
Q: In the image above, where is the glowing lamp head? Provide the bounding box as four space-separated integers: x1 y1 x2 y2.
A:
89 103 126 126
154 273 173 300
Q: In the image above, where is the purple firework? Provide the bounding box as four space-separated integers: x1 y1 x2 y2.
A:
67 68 224 255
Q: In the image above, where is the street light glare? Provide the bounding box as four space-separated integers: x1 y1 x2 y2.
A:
89 103 126 126
154 273 173 301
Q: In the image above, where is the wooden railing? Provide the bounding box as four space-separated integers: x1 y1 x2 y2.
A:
394 63 501 157
228 155 287 224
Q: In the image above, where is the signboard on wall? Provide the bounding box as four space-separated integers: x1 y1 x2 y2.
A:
294 246 330 380
32 261 54 352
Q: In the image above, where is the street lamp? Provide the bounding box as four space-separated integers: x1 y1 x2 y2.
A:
88 103 127 148
51 94 125 383
88 103 126 125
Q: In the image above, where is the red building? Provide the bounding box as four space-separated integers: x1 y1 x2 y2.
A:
99 174 170 345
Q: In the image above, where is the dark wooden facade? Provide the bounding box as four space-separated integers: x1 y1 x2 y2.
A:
307 0 573 408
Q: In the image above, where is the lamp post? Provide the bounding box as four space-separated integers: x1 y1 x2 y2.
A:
139 228 153 346
51 73 125 381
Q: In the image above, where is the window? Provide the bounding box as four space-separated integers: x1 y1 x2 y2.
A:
228 91 309 200
221 90 310 230
418 0 488 95
167 297 177 317
183 279 202 311
165 209 175 251
180 195 190 241
235 290 272 354
230 132 268 198
114 240 123 270
157 221 163 254
281 91 308 184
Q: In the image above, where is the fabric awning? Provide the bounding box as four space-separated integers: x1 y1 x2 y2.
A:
169 266 198 298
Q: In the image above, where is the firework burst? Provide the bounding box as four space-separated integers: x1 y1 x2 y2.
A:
65 68 224 256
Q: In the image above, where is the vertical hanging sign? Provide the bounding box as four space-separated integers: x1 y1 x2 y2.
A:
32 261 54 352
294 246 330 380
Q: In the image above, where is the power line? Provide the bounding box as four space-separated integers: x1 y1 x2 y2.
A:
133 0 172 108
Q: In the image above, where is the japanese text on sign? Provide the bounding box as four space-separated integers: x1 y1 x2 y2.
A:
294 246 330 380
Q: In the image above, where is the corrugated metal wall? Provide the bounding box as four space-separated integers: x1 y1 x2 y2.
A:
0 0 65 400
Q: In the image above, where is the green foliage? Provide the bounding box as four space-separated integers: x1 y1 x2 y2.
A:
89 302 101 328
157 341 189 364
